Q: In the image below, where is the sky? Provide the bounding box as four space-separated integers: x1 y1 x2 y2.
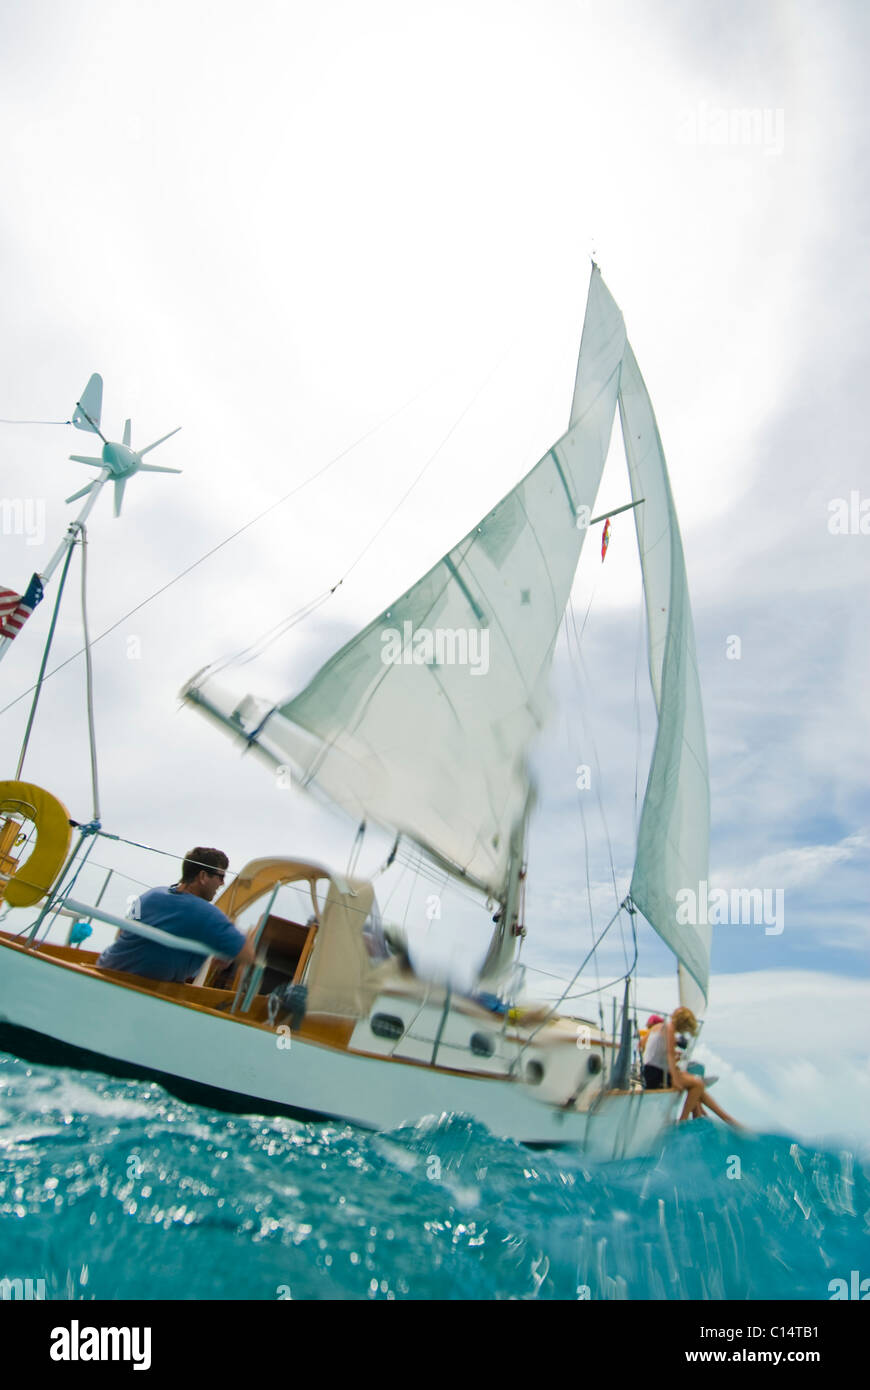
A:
0 0 868 1147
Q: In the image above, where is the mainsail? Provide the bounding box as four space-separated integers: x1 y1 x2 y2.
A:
184 267 626 901
183 267 711 1007
620 344 711 1013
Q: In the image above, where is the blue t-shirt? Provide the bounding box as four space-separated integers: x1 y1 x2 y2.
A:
97 885 246 983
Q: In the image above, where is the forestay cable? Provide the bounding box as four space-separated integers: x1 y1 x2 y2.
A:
0 378 437 718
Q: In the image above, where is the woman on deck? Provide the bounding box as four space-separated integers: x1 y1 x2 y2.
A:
644 1007 742 1128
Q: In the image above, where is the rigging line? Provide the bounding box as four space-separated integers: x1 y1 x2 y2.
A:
560 622 599 993
345 820 366 879
294 332 535 788
85 827 244 878
379 853 453 917
263 342 543 885
396 845 453 877
394 842 487 914
557 958 640 1015
279 349 521 760
521 961 591 983
393 842 464 892
517 901 625 1050
577 786 602 995
561 592 608 895
399 854 422 934
560 973 636 1004
561 913 639 1006
301 530 471 785
81 860 154 891
303 344 535 777
425 870 451 934
566 596 626 917
563 598 630 971
210 335 526 690
392 849 487 913
368 833 400 882
572 563 600 648
0 380 435 720
79 524 100 823
378 864 405 913
563 945 639 1005
334 340 522 591
563 603 617 910
0 418 71 426
29 832 100 944
219 590 334 672
297 526 514 882
15 537 78 779
632 580 645 843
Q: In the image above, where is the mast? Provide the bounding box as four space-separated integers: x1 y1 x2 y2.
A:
478 789 532 982
0 476 110 668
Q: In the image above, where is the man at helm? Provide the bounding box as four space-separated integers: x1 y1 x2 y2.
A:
97 847 254 983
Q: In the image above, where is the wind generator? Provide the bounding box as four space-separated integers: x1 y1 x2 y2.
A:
0 374 182 666
66 372 182 519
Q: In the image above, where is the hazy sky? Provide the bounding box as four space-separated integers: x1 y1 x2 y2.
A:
1 0 867 1145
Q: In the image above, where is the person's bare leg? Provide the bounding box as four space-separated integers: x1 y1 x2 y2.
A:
699 1089 742 1128
679 1080 704 1122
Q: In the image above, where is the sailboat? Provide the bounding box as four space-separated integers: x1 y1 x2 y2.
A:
0 266 710 1158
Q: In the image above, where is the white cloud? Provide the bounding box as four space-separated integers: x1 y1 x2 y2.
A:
716 831 870 892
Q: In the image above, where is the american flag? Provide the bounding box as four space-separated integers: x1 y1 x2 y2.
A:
0 573 44 641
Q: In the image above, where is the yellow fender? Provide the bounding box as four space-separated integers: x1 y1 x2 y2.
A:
0 780 72 909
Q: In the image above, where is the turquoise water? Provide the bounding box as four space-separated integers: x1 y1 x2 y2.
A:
0 1052 865 1301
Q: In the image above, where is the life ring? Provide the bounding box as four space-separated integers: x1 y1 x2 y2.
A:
0 780 72 909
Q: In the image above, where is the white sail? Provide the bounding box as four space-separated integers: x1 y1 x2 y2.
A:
183 268 626 900
183 271 711 1009
619 343 711 1014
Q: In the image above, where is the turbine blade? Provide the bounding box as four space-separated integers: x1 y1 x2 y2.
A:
123 418 131 447
139 426 181 456
136 463 182 475
69 455 104 466
113 479 127 517
65 483 96 504
72 374 103 436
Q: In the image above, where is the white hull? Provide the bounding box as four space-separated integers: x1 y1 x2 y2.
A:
0 940 679 1156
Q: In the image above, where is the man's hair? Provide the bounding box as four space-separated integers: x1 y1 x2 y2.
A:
181 847 229 883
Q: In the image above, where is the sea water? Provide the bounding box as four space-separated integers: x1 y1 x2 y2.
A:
0 1052 865 1301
